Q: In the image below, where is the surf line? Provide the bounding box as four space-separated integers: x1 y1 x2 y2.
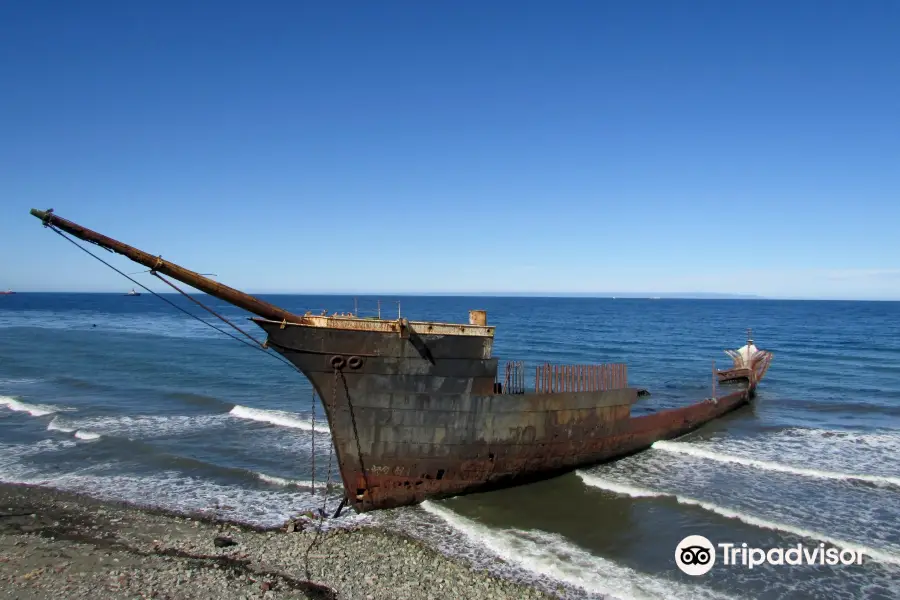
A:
651 440 900 489
576 471 900 566
421 500 733 600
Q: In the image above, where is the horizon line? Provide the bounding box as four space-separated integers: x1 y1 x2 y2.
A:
6 290 900 302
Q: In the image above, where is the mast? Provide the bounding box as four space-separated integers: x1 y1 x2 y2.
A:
30 209 305 324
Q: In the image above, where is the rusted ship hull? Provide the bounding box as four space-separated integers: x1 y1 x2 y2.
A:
29 208 774 515
254 317 758 512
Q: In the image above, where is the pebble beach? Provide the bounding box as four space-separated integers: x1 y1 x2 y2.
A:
0 482 552 600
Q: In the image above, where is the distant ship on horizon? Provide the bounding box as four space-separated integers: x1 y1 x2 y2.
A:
0 289 15 295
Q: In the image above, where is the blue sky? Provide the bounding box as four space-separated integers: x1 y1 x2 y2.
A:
2 1 898 299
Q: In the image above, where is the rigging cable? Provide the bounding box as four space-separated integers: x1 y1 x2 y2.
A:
310 387 316 493
150 271 267 350
45 224 299 372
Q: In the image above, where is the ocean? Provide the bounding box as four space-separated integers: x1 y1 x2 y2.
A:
1 293 899 599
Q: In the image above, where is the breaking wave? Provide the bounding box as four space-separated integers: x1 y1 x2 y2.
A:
575 472 900 567
257 472 315 487
663 427 900 483
47 418 76 433
229 405 330 434
651 440 900 488
47 414 229 439
420 501 732 600
255 472 340 490
47 419 101 441
0 396 69 417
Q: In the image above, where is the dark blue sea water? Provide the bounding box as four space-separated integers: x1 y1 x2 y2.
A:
2 293 899 599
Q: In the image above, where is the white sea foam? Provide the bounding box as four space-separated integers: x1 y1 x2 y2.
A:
0 396 66 417
74 430 102 441
577 472 668 499
419 501 732 600
582 429 900 565
47 417 77 433
0 439 79 481
47 414 228 439
257 473 315 488
229 405 330 434
681 428 900 482
651 440 900 489
0 439 78 459
258 472 306 486
52 470 355 528
46 410 330 456
576 472 900 567
0 441 358 528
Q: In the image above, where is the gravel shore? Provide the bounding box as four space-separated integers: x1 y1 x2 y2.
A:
0 483 554 599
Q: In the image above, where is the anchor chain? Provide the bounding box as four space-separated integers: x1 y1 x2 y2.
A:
310 387 316 493
308 379 337 496
302 368 342 581
323 374 336 494
338 366 371 506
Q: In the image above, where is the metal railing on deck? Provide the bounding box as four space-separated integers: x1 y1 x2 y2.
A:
494 361 629 394
534 363 628 394
495 360 526 394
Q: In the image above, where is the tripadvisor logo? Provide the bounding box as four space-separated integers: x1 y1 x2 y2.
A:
676 535 716 575
675 535 866 575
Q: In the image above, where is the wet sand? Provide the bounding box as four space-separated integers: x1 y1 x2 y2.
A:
0 483 552 599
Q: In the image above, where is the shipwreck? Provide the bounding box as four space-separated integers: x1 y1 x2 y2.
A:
29 208 773 513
